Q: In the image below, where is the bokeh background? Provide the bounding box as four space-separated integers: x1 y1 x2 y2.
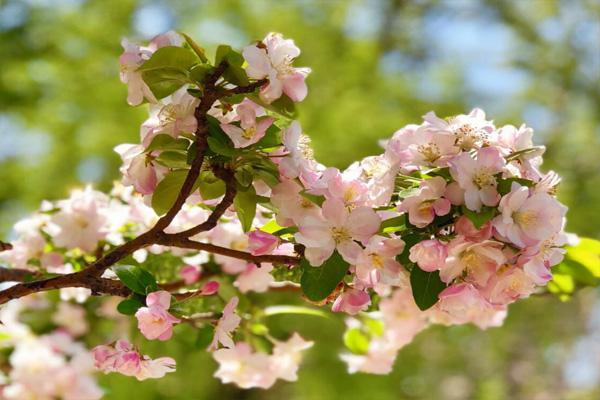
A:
0 0 599 399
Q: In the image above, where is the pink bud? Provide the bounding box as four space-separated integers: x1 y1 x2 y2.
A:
331 289 371 315
200 281 219 296
180 265 201 285
247 230 280 256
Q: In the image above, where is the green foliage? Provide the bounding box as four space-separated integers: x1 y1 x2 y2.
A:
151 170 191 215
145 134 190 153
139 46 198 99
233 185 257 232
343 328 370 355
117 298 144 315
549 237 600 298
300 252 350 301
197 170 226 200
410 265 447 311
113 265 158 295
460 205 496 229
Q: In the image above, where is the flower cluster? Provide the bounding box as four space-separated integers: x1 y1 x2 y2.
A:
0 30 576 393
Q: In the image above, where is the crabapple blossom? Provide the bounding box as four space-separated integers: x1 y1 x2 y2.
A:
441 238 506 286
212 342 276 389
210 297 242 350
114 143 164 195
234 263 274 293
493 183 567 248
221 99 274 148
270 333 314 381
295 198 380 265
398 176 451 227
331 289 371 315
355 235 405 286
449 146 506 211
247 230 280 256
409 239 448 272
135 291 180 341
242 33 311 103
422 108 495 151
92 339 176 381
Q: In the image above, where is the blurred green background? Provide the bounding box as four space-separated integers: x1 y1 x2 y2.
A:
0 0 599 399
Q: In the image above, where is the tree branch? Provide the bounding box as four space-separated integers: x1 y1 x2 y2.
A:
0 67 281 305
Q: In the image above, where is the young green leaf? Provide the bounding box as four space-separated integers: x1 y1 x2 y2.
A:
410 266 446 311
145 134 190 153
113 265 158 295
151 170 190 215
300 252 350 302
461 206 496 229
197 170 226 200
234 185 257 232
117 298 144 315
343 328 370 354
181 32 209 63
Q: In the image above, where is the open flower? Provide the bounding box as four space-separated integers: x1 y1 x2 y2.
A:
295 198 380 266
441 238 506 286
135 291 180 341
92 339 176 381
355 236 405 286
220 99 274 148
212 342 276 389
270 333 314 382
493 183 567 248
242 33 311 103
409 239 448 272
449 147 506 211
114 144 164 195
210 297 242 350
398 176 451 227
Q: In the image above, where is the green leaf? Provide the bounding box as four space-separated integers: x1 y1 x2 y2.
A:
234 185 257 232
301 252 350 302
263 305 329 318
396 233 425 265
254 124 281 149
215 45 233 66
461 206 496 229
145 134 190 153
195 325 214 349
155 151 190 169
343 328 370 355
141 68 189 99
117 298 144 315
564 238 600 278
247 94 297 119
410 266 446 311
497 177 534 196
234 165 254 188
181 32 208 63
380 215 406 234
189 64 213 84
151 170 190 215
206 117 237 157
197 170 226 200
113 265 158 295
138 46 197 72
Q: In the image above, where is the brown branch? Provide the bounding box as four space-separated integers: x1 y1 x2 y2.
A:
0 64 278 305
0 267 42 282
155 236 300 266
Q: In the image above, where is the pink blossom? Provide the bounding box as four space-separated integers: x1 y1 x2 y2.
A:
242 33 311 103
483 267 537 305
114 144 163 195
92 339 176 381
180 264 201 285
331 289 371 315
434 283 507 329
45 186 110 252
135 291 180 341
210 297 241 350
520 233 567 284
449 147 506 211
270 333 313 382
493 183 567 248
355 236 405 286
423 108 495 151
404 128 458 168
212 342 276 389
247 230 280 256
441 238 506 286
221 99 274 148
234 263 274 293
277 121 323 184
295 198 380 266
271 178 321 226
454 215 492 241
409 239 448 272
398 176 451 227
